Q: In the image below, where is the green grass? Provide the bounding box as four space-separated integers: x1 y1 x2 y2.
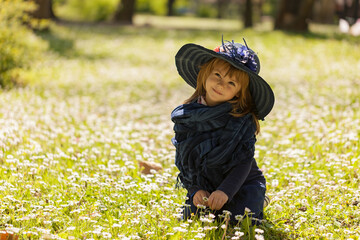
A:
0 16 359 239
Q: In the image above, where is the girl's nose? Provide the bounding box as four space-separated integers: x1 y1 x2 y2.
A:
217 80 225 87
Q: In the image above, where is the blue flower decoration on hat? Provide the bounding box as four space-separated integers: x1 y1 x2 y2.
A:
214 39 258 73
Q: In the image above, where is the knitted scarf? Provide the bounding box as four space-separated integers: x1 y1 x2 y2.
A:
171 102 256 192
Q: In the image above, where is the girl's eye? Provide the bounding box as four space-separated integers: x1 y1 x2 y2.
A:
229 82 236 86
215 73 221 78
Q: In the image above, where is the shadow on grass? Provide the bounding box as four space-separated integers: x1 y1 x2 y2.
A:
31 15 359 51
32 13 360 49
35 29 74 56
274 28 360 44
57 21 230 40
47 24 277 52
34 27 109 60
51 19 360 47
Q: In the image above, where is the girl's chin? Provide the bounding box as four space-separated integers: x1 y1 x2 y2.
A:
206 98 223 106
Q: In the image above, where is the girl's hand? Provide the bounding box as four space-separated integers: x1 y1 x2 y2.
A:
207 190 229 210
193 190 211 207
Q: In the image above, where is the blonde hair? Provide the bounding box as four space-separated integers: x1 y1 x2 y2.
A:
184 58 260 134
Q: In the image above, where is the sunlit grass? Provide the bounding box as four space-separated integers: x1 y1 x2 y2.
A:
0 16 359 239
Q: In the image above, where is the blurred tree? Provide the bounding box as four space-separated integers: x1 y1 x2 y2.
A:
243 0 253 27
312 0 335 24
262 0 277 17
274 0 315 31
113 0 136 24
167 0 176 16
217 0 230 19
31 0 56 19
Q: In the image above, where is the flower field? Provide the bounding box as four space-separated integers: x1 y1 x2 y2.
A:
0 17 359 239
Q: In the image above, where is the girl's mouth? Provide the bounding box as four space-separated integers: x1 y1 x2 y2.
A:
212 88 222 95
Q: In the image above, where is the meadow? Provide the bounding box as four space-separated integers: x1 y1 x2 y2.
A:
0 15 359 239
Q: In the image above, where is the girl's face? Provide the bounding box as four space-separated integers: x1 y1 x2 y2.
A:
204 66 241 106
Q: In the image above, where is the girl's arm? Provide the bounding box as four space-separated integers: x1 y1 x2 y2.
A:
216 159 253 202
207 158 254 210
215 134 257 203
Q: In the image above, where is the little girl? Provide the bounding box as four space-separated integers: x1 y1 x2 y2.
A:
171 38 274 223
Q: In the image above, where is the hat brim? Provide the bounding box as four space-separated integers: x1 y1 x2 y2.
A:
175 43 275 120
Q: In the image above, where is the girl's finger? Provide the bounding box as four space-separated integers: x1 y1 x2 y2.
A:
194 195 205 207
193 196 200 206
214 198 219 209
195 197 201 206
208 200 214 209
207 196 214 208
213 199 220 210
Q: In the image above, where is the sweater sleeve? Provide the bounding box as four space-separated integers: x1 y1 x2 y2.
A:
216 133 256 202
216 158 253 202
188 185 201 198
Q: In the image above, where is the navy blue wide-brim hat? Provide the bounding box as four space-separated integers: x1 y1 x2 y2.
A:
175 39 275 120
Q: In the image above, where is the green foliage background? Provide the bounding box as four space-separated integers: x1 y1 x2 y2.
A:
55 0 259 21
56 0 177 21
56 0 119 22
0 0 46 88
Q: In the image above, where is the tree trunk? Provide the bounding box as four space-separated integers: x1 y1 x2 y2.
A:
217 0 229 19
258 0 264 21
243 0 253 28
113 0 136 24
274 0 315 31
31 0 56 19
354 0 359 21
294 0 316 31
167 0 176 16
313 0 335 24
274 0 287 29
